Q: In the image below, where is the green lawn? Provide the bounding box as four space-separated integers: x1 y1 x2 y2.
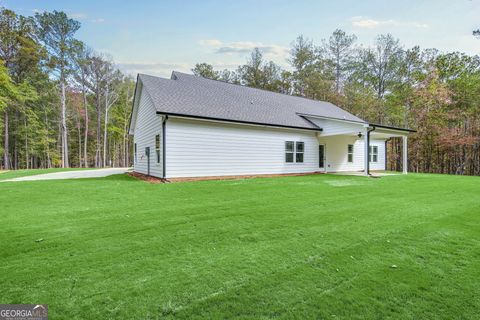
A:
1 173 479 319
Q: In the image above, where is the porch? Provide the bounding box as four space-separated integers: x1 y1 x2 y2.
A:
306 115 414 176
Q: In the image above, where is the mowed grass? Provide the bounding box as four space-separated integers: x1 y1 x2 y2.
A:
1 173 479 319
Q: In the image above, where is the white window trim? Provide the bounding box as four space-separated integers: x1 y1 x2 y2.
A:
285 141 305 164
285 141 294 163
347 144 354 163
296 141 304 163
369 145 378 163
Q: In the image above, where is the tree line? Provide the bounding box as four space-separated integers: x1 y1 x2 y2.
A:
193 31 480 175
0 8 134 170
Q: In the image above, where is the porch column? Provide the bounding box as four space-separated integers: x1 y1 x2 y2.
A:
402 135 408 174
364 128 369 176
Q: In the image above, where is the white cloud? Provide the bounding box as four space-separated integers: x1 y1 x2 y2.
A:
199 39 289 64
350 16 429 29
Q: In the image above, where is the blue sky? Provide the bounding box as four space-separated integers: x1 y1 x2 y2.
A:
2 0 480 77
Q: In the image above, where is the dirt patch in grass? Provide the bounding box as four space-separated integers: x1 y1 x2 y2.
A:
127 172 169 184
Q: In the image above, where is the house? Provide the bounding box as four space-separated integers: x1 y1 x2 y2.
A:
129 71 414 179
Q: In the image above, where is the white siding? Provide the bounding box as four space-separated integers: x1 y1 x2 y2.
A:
308 117 364 136
165 118 321 178
133 89 163 177
318 135 385 172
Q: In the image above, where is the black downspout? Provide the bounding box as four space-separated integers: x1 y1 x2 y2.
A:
162 115 168 179
366 126 376 175
385 137 392 171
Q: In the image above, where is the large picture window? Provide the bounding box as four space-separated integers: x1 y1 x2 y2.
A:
369 145 378 162
347 144 354 163
285 141 304 163
155 134 161 163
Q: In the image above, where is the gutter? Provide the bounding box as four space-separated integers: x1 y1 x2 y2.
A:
156 112 322 132
368 123 416 133
162 115 168 179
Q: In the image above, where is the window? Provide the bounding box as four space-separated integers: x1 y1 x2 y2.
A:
296 142 304 163
155 134 161 163
285 141 294 163
134 143 137 163
347 144 354 163
369 146 378 162
285 141 304 163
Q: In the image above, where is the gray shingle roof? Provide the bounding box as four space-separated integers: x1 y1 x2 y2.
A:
138 71 365 130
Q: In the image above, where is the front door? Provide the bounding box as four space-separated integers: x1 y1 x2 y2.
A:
145 147 150 176
319 144 326 170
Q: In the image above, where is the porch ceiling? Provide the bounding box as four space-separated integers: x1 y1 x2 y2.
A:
318 130 408 139
318 126 411 139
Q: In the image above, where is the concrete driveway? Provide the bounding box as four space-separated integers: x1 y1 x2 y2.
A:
3 168 130 182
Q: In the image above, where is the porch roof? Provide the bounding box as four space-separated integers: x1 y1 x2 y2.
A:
299 113 415 139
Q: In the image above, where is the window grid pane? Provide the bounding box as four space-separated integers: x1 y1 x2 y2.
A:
285 141 294 152
296 153 304 163
296 142 304 153
286 153 294 163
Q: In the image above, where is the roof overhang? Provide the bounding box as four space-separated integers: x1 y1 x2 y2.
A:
296 113 366 125
128 75 143 135
297 113 416 134
368 123 416 133
156 112 323 132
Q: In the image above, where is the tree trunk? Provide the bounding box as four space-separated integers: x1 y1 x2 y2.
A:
3 110 9 170
61 81 69 167
103 86 109 168
95 93 102 168
14 111 18 169
24 117 28 169
78 122 82 167
82 83 89 168
44 110 51 168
